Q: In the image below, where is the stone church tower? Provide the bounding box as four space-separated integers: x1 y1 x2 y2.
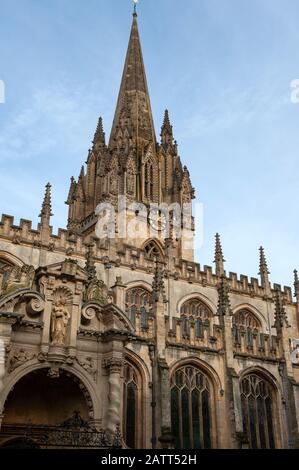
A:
0 11 298 449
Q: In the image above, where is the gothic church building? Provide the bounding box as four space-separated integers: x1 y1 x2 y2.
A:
0 12 299 449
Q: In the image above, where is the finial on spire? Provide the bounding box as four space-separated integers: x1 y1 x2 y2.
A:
39 182 53 226
214 233 225 277
133 0 139 16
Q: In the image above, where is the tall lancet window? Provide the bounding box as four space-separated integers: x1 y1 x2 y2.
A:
144 162 154 200
123 362 140 449
144 163 149 199
150 164 154 200
240 374 276 449
171 366 212 449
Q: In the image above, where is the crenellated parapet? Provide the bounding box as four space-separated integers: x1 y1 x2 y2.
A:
0 213 86 256
0 217 295 310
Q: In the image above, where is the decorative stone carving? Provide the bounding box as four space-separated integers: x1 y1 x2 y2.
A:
82 305 97 322
26 295 45 317
9 349 35 372
0 288 45 319
77 356 97 381
85 278 112 305
1 264 35 297
47 367 60 378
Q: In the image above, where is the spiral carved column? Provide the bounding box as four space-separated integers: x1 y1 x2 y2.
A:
103 358 123 438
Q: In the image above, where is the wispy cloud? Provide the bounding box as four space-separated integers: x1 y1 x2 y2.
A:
180 84 289 139
0 82 108 163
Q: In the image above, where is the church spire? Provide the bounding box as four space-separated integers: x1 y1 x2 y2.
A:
109 10 156 150
214 233 225 277
39 182 53 227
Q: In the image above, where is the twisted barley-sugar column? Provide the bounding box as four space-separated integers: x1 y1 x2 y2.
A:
104 358 123 437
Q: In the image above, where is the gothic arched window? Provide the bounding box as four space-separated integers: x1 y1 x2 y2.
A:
171 366 212 449
180 299 212 338
150 165 154 200
240 374 276 449
123 362 141 449
125 287 152 327
233 309 261 330
233 309 262 348
144 153 157 202
144 163 149 199
180 299 212 320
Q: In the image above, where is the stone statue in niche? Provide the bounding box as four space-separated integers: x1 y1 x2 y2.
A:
51 298 71 346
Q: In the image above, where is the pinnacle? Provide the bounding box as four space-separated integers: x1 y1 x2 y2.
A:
163 109 171 127
294 269 299 297
214 233 225 277
39 182 53 220
93 116 106 147
214 233 225 262
259 246 270 275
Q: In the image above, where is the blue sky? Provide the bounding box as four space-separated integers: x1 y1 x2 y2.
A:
0 0 298 289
